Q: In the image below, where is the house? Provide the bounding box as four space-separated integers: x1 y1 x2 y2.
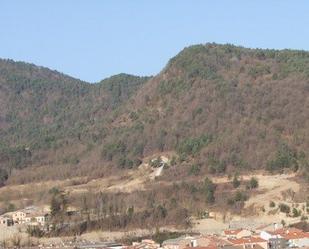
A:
0 215 13 226
274 228 309 247
163 236 197 249
227 237 268 249
261 228 309 248
12 210 28 224
223 229 252 239
200 235 233 248
268 238 287 249
11 206 48 225
260 230 287 249
24 212 49 226
132 239 160 249
167 235 231 249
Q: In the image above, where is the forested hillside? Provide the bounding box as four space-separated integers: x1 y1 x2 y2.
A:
0 59 150 185
1 43 309 186
122 44 309 179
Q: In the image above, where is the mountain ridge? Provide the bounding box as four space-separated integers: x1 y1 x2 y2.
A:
0 43 309 186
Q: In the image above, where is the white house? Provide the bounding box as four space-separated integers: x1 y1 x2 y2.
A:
12 210 28 224
0 215 13 226
261 228 309 248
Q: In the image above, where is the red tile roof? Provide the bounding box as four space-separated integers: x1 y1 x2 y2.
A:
228 237 266 244
224 229 243 235
272 228 303 234
270 228 309 240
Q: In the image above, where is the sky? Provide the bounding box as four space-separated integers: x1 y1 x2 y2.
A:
1 1 309 82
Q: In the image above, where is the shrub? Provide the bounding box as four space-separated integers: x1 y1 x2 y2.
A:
27 226 44 237
188 164 201 176
279 203 290 214
269 201 276 208
227 191 248 205
192 107 203 120
117 156 134 169
234 191 248 202
203 177 216 204
129 111 139 121
227 199 235 205
292 208 301 217
232 174 240 188
7 203 16 212
0 168 8 186
208 157 226 174
266 144 298 172
170 156 177 166
177 134 212 157
247 177 259 189
248 64 271 79
101 140 127 161
281 220 286 227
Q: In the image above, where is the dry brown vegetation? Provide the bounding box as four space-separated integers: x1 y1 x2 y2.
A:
1 43 309 234
1 44 309 185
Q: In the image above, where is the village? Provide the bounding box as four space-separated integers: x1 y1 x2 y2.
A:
1 205 309 249
0 169 307 249
128 226 309 249
0 206 49 228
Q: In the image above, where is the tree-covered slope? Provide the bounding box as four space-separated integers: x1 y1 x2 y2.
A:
0 59 150 184
1 43 309 186
104 43 309 179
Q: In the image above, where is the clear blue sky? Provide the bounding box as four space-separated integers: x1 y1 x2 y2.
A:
1 1 309 82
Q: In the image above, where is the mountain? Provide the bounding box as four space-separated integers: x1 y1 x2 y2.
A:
122 44 309 174
1 43 309 186
0 59 150 184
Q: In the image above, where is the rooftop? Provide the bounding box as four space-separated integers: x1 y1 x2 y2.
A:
228 237 266 244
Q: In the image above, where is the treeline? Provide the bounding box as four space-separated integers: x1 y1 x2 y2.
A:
27 172 262 237
31 185 194 237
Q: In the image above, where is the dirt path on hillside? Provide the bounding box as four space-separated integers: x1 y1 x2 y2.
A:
243 174 299 209
210 173 299 209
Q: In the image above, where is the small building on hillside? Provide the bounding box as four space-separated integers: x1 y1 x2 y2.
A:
0 215 14 226
12 210 28 224
24 212 49 226
11 206 48 225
